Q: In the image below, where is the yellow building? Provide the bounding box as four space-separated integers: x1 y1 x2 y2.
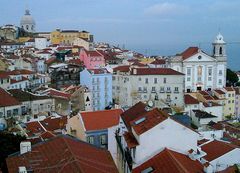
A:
50 29 92 45
223 87 235 117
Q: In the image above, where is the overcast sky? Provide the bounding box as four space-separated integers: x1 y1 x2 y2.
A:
1 0 240 70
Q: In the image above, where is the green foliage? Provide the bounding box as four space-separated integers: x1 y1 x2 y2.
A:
0 132 26 172
226 68 239 86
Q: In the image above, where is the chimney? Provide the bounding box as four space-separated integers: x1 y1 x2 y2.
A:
133 68 137 75
20 141 31 155
18 166 27 173
203 162 213 173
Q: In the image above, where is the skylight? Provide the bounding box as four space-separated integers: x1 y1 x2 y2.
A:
134 117 146 125
141 167 154 173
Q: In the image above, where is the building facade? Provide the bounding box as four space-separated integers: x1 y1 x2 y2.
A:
80 68 112 111
170 33 227 92
113 67 184 108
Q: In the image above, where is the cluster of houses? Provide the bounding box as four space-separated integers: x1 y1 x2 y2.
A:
1 24 240 172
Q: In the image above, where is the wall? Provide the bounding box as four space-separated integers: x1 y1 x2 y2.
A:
134 118 199 166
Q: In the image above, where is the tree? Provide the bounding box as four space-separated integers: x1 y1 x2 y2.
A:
0 132 26 173
226 68 239 86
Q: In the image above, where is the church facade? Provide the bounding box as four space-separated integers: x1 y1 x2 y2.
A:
169 33 227 92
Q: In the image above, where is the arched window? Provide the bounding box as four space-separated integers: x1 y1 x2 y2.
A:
213 47 215 55
26 25 29 30
31 25 34 30
219 47 222 55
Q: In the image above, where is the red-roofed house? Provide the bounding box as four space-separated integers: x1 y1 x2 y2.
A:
79 49 105 69
116 102 199 173
6 135 118 173
133 148 204 173
0 87 21 120
67 109 123 163
201 140 240 172
112 67 184 108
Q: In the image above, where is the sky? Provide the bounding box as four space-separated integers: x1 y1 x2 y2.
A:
1 0 240 70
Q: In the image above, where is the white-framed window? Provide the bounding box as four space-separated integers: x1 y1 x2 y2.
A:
87 136 94 144
187 67 191 76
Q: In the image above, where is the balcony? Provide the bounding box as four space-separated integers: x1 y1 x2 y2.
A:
115 132 133 171
166 90 171 93
174 90 179 94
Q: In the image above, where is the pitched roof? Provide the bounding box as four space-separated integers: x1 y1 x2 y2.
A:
192 110 217 119
120 102 148 131
201 140 237 161
123 132 139 148
87 68 110 74
6 135 118 173
224 87 235 92
80 109 123 131
0 88 20 107
184 94 199 104
133 148 204 173
8 89 51 102
113 65 130 73
180 47 199 60
214 89 226 95
130 68 184 75
131 108 169 135
86 50 103 57
150 59 166 65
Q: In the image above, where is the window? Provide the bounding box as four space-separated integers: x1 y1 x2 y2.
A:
163 78 166 83
232 100 234 103
218 79 222 85
87 136 94 144
160 87 164 93
138 77 141 81
145 78 148 84
166 87 171 92
187 77 191 82
228 94 231 97
154 78 157 84
138 87 142 92
174 87 179 93
152 87 156 92
112 76 115 80
219 70 223 75
219 47 223 55
100 134 107 145
187 68 191 76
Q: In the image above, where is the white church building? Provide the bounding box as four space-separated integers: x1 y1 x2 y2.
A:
169 33 227 92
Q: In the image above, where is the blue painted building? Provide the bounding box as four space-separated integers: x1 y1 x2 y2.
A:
80 68 112 111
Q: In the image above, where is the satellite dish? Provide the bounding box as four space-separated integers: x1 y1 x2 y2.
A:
148 100 153 107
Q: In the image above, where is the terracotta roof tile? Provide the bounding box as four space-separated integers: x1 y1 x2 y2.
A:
130 68 184 75
184 95 199 104
180 47 199 60
120 102 148 131
6 135 118 173
80 109 123 131
131 108 168 135
133 148 204 173
87 68 110 74
224 87 235 92
150 59 166 65
113 65 130 72
0 88 20 107
214 89 226 95
201 140 236 161
123 132 139 148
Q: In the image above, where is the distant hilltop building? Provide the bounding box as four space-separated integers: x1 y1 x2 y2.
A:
169 33 227 92
20 9 36 33
0 24 19 40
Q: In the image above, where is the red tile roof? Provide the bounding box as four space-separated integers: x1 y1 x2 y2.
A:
6 135 118 173
41 116 67 132
180 47 199 60
131 108 169 135
224 87 235 92
0 88 20 107
123 132 139 148
214 89 226 95
68 58 83 65
130 68 184 75
80 109 123 131
45 89 71 100
201 140 236 161
133 148 204 173
184 94 199 104
150 59 166 65
86 50 103 57
87 68 110 74
121 102 148 131
197 139 210 146
113 65 130 72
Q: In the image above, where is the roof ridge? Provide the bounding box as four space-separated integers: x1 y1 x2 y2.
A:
166 149 189 173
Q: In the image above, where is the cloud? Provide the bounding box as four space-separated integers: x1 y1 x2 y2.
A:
144 2 188 16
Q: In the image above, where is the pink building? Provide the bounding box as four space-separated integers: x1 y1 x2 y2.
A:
79 49 105 69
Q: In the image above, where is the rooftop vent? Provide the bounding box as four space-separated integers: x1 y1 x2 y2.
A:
141 167 154 173
134 117 146 125
20 141 31 155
